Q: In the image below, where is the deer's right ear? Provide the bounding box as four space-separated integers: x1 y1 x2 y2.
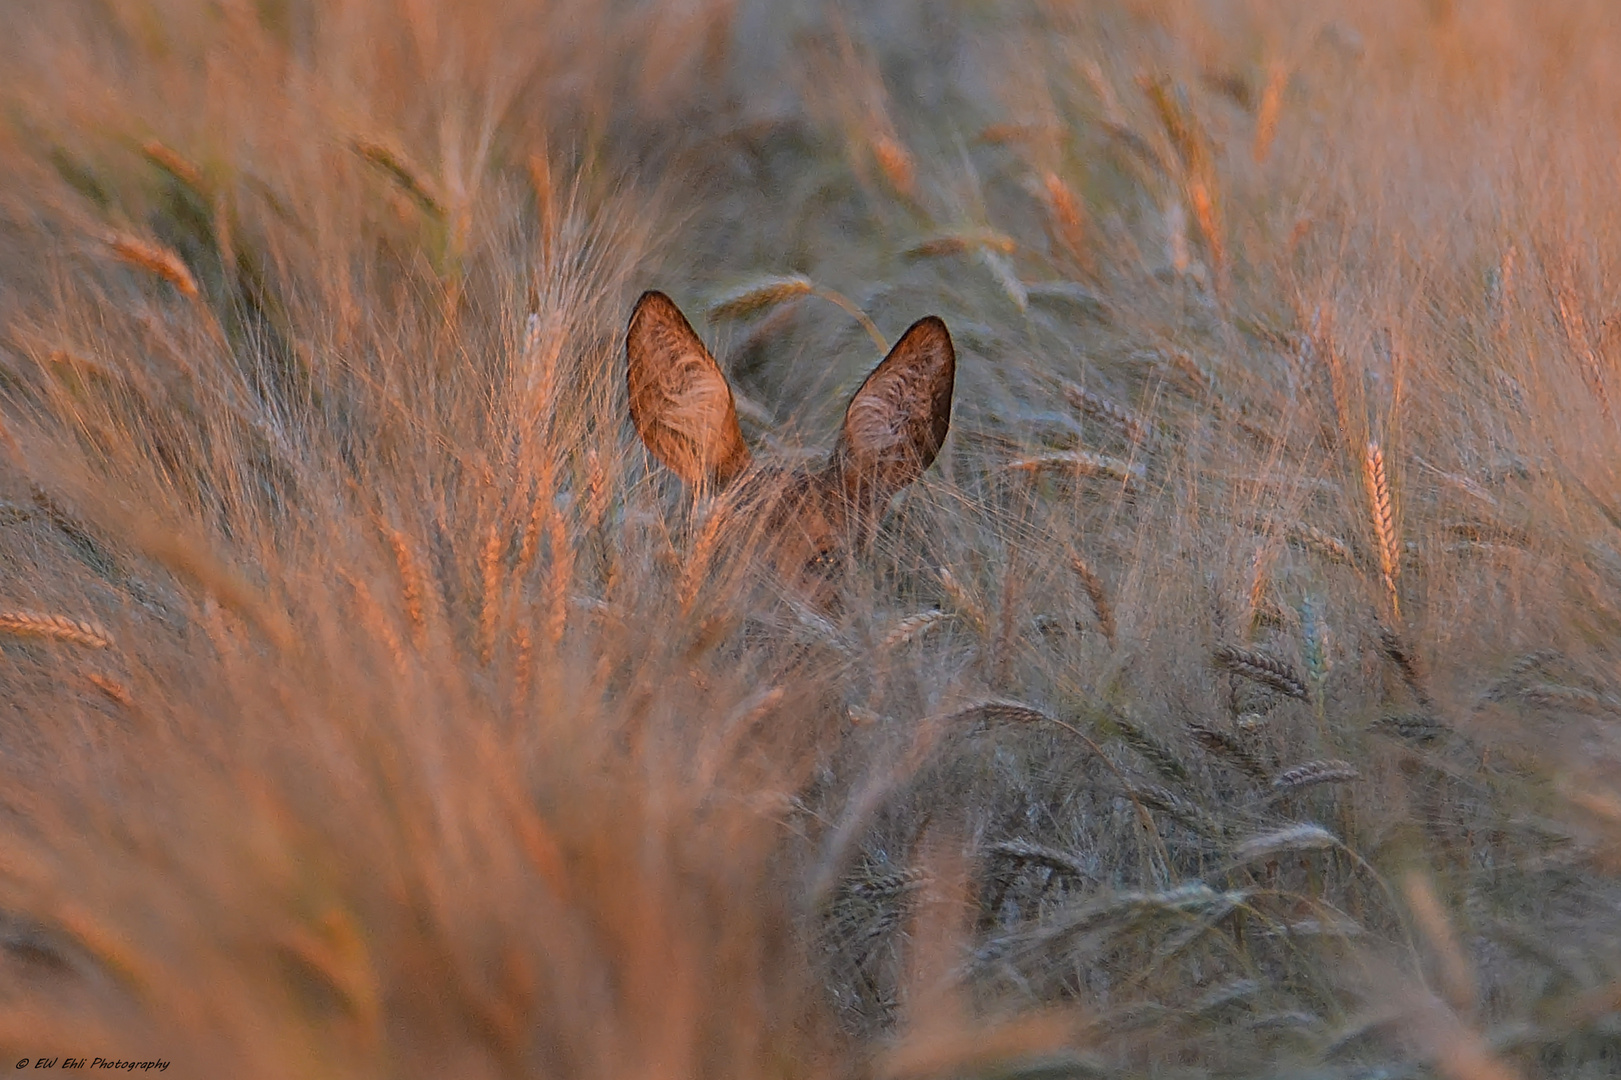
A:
626 291 751 486
831 315 955 505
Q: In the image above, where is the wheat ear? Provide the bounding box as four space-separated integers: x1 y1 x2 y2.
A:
105 233 199 298
1069 555 1117 647
707 275 888 355
386 529 428 648
0 612 113 649
1363 441 1401 619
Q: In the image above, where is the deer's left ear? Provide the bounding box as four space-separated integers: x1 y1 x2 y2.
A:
831 315 955 503
626 290 752 486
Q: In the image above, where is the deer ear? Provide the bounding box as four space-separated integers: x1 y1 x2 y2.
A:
626 291 751 486
832 315 955 502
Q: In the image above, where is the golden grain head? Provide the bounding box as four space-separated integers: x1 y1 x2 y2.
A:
705 275 816 321
0 611 114 649
904 228 1019 260
1006 451 1145 487
105 233 199 298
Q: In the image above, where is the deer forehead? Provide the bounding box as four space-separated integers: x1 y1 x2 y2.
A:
730 465 856 541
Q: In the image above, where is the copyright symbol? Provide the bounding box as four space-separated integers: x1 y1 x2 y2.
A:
15 1061 26 1069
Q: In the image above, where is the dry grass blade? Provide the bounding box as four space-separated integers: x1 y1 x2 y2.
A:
1213 645 1307 700
0 612 113 649
706 275 815 321
105 232 199 298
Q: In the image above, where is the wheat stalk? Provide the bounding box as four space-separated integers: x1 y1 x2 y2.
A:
880 609 952 651
0 612 113 649
1363 441 1402 618
105 233 199 299
1233 823 1338 863
1378 625 1433 709
1068 555 1117 647
1059 379 1155 444
353 138 443 218
979 249 1029 311
706 275 815 321
679 501 732 614
1286 521 1356 566
1141 75 1227 286
1554 276 1612 416
543 498 573 649
1111 712 1190 783
1251 62 1287 164
1271 759 1359 793
140 139 206 194
1213 645 1307 700
936 566 988 635
1128 784 1216 834
386 529 428 648
480 519 504 665
707 275 888 355
1039 170 1091 271
1371 712 1449 744
85 672 133 706
904 229 1019 259
1007 450 1145 487
941 699 1052 727
1518 682 1621 715
1166 349 1215 395
983 838 1094 883
871 134 916 198
512 619 534 707
1404 873 1478 1017
338 571 409 677
1185 720 1271 782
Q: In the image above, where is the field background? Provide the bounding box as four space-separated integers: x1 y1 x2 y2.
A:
3 0 1621 1076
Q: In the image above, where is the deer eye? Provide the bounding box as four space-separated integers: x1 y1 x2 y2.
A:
804 547 841 576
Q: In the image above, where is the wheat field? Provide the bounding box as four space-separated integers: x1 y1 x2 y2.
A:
2 0 1620 1076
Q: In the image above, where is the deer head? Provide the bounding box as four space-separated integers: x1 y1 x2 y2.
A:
626 289 955 609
